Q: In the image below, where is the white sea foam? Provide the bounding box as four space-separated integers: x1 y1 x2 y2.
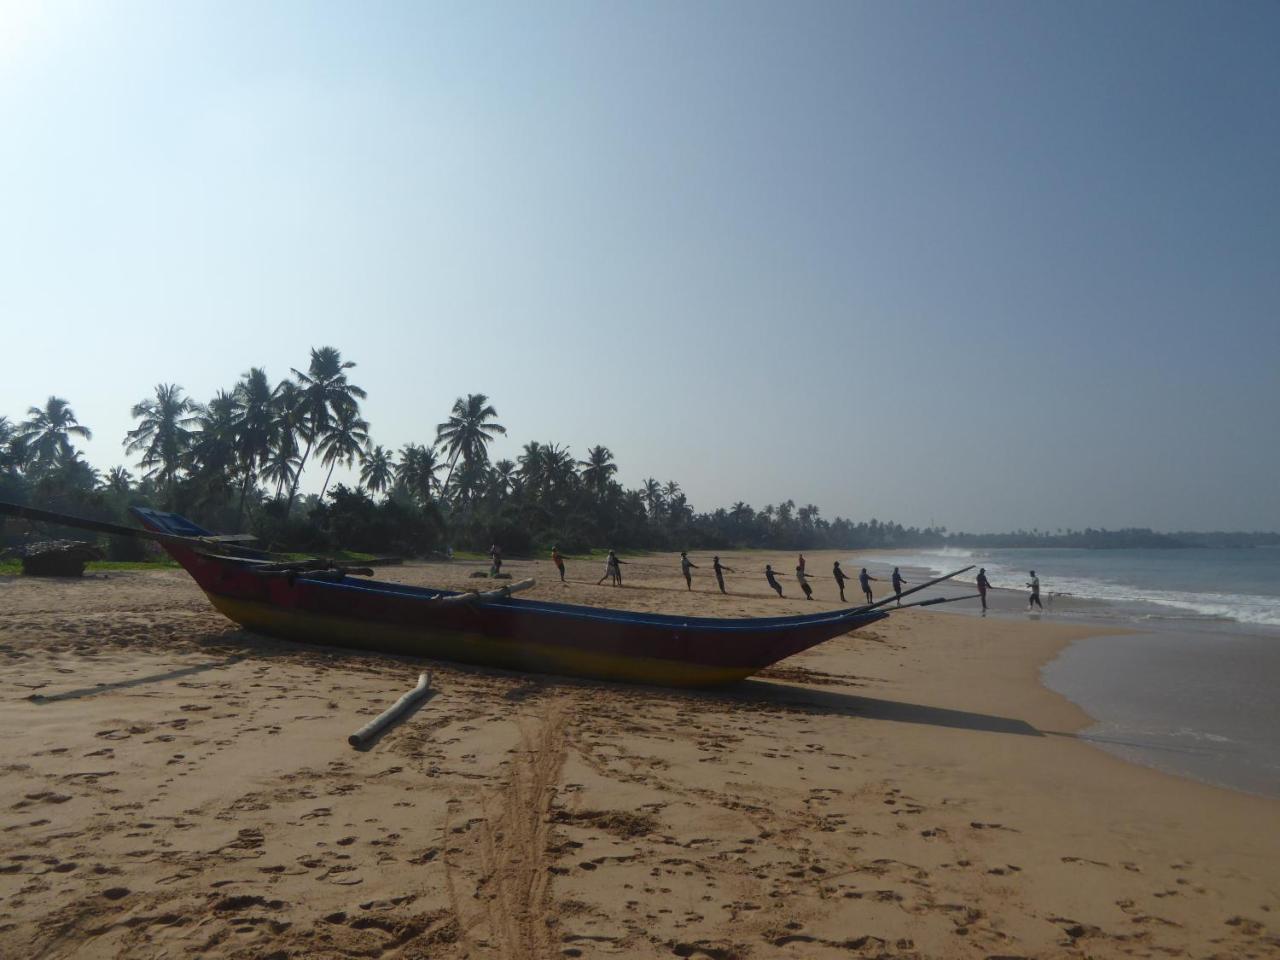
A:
867 550 1280 627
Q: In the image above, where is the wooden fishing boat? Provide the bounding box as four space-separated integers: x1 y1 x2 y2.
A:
1 501 973 687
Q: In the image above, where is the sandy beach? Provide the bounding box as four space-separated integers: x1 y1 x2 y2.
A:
2 550 1277 959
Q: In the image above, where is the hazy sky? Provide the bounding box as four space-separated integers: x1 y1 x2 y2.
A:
2 1 1277 532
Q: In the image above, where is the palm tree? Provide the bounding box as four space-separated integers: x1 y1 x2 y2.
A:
360 444 395 496
286 347 366 513
435 394 506 488
267 380 305 498
0 416 19 472
445 457 488 507
518 442 545 494
662 480 681 504
18 397 92 471
231 368 276 523
541 443 576 497
39 449 99 493
186 391 238 478
260 446 301 501
395 444 443 505
578 445 617 497
641 477 664 518
490 458 517 497
103 466 133 495
316 403 369 500
124 385 198 500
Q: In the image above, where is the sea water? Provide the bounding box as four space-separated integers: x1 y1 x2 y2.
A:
863 546 1280 798
873 545 1280 627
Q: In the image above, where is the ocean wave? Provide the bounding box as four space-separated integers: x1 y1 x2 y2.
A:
868 551 1280 627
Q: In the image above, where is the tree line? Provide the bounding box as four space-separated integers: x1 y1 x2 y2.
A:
2 346 1276 557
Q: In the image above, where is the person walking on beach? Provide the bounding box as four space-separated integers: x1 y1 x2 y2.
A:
551 545 566 582
712 556 734 595
891 567 908 606
832 561 850 602
489 544 502 577
1027 571 1042 610
765 564 784 597
976 568 992 611
798 553 806 576
796 565 814 601
858 567 878 604
680 551 698 590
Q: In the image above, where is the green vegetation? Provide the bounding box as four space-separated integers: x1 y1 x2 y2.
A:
0 559 177 576
3 349 1276 561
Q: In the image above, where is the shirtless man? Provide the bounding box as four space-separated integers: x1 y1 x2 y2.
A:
858 567 878 604
680 552 698 590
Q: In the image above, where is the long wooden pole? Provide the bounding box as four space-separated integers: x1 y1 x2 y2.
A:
0 500 220 547
853 565 975 613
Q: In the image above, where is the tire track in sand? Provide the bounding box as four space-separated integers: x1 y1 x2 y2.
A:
453 699 569 960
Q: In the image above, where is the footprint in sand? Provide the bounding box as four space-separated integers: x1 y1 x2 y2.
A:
11 791 71 810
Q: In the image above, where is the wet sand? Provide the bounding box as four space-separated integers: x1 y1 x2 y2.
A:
1 551 1278 958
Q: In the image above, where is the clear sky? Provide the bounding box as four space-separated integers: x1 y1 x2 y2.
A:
2 1 1277 532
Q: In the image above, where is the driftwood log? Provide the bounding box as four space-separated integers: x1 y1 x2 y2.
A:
347 672 433 748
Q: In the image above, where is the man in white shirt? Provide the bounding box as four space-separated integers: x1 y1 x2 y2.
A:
1027 571 1043 610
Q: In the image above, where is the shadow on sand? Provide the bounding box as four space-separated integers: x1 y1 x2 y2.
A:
71 626 1042 741
28 656 245 703
711 679 1044 738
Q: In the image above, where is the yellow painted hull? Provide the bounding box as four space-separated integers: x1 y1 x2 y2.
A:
209 594 755 687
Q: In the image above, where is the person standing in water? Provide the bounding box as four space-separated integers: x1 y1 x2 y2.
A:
765 564 784 597
832 561 850 602
796 565 814 600
1027 570 1042 610
712 556 734 594
976 568 992 611
551 545 566 583
858 567 878 604
680 551 698 590
891 567 908 605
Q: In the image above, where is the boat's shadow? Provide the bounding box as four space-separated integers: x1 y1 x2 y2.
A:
504 672 1041 738
715 679 1044 738
191 629 1042 740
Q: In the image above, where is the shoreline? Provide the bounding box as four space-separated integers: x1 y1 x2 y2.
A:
2 553 1278 957
853 550 1280 801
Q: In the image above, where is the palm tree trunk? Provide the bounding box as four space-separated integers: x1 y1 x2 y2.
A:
236 468 252 528
440 447 461 493
285 436 314 517
320 459 337 501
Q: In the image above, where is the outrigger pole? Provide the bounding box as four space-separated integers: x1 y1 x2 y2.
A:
0 501 401 569
850 565 976 613
0 501 250 548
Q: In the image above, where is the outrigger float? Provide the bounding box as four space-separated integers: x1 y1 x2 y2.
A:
0 502 976 688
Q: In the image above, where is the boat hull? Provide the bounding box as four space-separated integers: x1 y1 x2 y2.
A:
207 594 760 686
133 509 887 688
